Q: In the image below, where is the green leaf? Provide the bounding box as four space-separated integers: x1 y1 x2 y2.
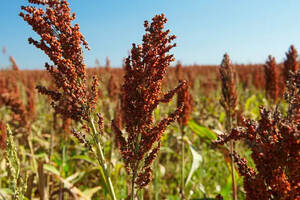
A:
65 171 86 184
219 111 226 123
220 175 232 199
44 164 60 176
185 144 202 186
83 186 101 200
220 162 241 199
244 94 257 111
244 94 261 118
69 155 97 166
187 120 217 142
154 105 161 122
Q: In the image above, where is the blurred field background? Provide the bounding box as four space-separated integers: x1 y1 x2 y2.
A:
0 57 294 199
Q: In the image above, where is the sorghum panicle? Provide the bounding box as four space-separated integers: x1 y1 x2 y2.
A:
105 56 111 70
219 53 237 115
264 55 279 102
285 71 300 125
9 56 19 71
112 14 185 189
214 70 300 199
177 80 193 127
20 0 96 121
284 45 298 82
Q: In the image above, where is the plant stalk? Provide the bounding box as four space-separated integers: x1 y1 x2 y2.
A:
89 116 117 200
154 158 159 200
180 125 185 199
227 109 237 200
130 132 143 200
131 170 137 200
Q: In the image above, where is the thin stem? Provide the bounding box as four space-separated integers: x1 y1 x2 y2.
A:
154 158 159 200
230 140 237 200
227 109 237 200
130 132 143 200
89 116 117 200
131 170 137 200
180 125 185 199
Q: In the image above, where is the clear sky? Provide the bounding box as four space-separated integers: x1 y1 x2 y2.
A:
1 0 300 69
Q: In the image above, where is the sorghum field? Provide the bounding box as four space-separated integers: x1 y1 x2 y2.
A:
0 1 299 200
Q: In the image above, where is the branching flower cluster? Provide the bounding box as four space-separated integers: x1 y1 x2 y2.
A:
214 71 300 200
112 14 185 189
20 0 97 121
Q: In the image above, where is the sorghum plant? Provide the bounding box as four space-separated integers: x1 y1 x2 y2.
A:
112 14 185 199
20 0 116 199
177 81 193 127
284 45 298 83
214 71 300 200
264 55 279 103
177 80 193 198
219 53 238 200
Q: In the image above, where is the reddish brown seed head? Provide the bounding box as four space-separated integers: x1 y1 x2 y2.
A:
284 45 298 82
219 53 237 113
177 80 193 126
20 0 94 121
264 55 279 102
112 14 184 189
9 56 19 71
214 70 300 200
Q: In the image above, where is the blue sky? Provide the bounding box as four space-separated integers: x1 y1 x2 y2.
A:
1 0 300 69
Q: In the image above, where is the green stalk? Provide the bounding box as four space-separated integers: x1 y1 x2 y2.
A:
180 125 185 199
227 109 237 200
154 159 159 200
89 116 117 200
140 188 144 200
131 170 137 200
130 132 143 200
